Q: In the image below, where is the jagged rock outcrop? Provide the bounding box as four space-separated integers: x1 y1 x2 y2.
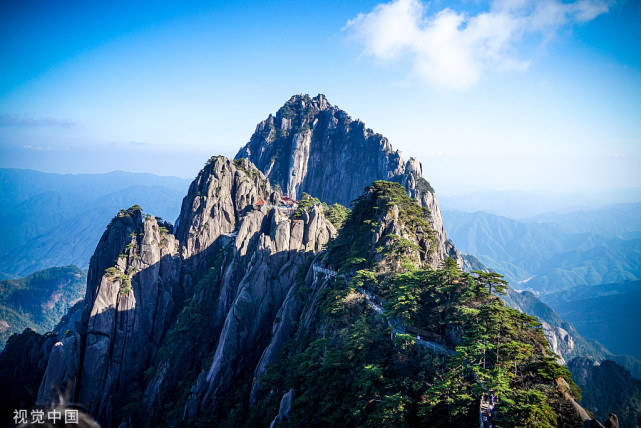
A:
605 414 619 428
36 207 182 424
175 157 272 263
176 167 337 419
269 389 295 428
29 157 334 427
541 320 575 364
17 98 466 427
236 94 459 264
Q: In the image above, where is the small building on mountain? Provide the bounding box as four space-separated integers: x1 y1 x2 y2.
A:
279 196 298 215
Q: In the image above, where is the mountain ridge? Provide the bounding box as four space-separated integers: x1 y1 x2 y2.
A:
0 169 189 276
0 265 86 349
443 209 641 293
236 93 459 266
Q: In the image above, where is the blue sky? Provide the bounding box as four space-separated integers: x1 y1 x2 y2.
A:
0 0 640 195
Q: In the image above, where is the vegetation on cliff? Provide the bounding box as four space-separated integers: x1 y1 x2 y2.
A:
240 181 584 427
249 261 582 427
327 180 436 271
294 193 350 229
0 265 86 349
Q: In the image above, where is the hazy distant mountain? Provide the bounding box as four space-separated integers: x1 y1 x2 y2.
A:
0 266 86 349
0 169 189 276
530 202 641 238
445 207 641 380
443 209 641 293
542 280 641 360
439 189 641 219
569 358 641 427
463 254 641 378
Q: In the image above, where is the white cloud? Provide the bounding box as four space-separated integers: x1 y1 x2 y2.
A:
345 0 612 89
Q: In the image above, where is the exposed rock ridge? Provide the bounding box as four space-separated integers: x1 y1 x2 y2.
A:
235 94 459 264
180 204 337 419
37 206 181 424
327 180 444 271
32 156 336 427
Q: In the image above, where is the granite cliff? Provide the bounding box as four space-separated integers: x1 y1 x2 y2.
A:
236 94 458 265
7 157 338 427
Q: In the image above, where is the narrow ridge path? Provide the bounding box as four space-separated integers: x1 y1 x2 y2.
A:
312 264 454 357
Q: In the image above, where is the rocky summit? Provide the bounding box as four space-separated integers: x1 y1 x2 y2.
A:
236 94 459 265
0 95 614 427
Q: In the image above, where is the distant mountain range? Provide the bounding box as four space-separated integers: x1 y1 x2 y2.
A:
530 202 641 238
442 206 641 294
439 189 641 219
0 169 189 277
542 280 641 360
0 266 86 349
444 205 641 381
569 358 641 427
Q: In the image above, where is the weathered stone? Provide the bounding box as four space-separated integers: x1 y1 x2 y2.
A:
236 94 460 265
269 389 295 428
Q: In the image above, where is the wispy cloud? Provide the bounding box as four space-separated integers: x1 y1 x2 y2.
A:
23 145 51 151
345 0 612 89
0 114 76 128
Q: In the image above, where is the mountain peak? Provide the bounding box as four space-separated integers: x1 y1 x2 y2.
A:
279 93 331 113
236 94 459 264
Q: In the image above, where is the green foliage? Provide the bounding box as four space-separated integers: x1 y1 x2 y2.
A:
0 266 86 348
233 158 261 180
327 180 435 271
325 203 350 229
104 266 120 277
411 262 579 426
472 271 508 295
351 269 378 289
415 177 434 195
117 274 132 295
293 193 322 219
290 194 350 230
252 257 581 427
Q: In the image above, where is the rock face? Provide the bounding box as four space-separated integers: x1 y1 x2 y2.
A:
269 389 295 428
27 157 338 427
37 206 181 423
236 94 459 264
175 161 337 420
